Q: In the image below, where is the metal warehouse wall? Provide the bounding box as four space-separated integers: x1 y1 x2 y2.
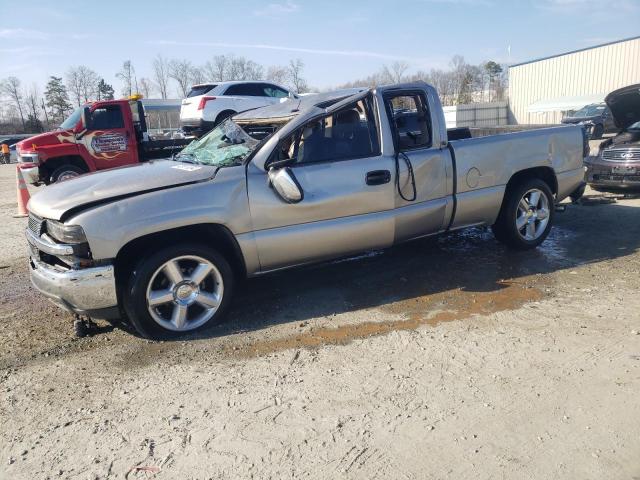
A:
509 36 640 125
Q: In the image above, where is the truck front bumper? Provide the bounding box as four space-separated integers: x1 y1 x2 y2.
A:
19 165 41 185
29 256 119 319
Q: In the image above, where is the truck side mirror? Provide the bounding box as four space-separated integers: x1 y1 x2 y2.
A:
268 166 303 203
81 106 92 131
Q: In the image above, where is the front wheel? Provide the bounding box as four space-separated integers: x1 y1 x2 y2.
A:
123 244 234 339
49 164 84 183
492 178 555 250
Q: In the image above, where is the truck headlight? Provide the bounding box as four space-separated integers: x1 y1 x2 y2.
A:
46 220 87 244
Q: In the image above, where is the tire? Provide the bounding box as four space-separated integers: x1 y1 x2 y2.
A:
49 164 84 183
492 178 555 250
122 244 234 340
591 124 604 139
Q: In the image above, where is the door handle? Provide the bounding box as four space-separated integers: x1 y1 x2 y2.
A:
366 170 391 186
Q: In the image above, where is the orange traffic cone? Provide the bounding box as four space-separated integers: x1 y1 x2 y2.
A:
13 166 30 218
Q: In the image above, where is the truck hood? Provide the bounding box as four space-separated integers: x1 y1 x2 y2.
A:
561 115 600 124
28 160 217 221
16 130 73 151
605 83 640 130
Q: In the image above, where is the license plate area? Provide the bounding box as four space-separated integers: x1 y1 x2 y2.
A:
612 166 636 175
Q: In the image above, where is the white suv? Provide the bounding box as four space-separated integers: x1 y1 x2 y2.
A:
180 81 296 136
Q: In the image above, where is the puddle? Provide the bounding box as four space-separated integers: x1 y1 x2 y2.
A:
237 278 544 359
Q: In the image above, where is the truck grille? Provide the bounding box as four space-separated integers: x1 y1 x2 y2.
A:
602 148 640 162
28 213 44 236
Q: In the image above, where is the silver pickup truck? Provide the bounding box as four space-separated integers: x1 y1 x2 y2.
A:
26 82 587 338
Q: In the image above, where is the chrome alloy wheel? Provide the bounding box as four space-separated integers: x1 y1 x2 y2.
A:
516 188 550 241
57 170 80 182
145 255 224 332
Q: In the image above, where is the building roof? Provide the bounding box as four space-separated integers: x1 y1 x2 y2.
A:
510 35 640 69
527 94 606 113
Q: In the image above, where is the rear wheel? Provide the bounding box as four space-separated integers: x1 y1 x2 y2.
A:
492 178 554 250
49 164 84 183
214 110 235 127
123 244 234 339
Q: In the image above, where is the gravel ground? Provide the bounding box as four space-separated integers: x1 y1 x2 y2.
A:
0 159 639 479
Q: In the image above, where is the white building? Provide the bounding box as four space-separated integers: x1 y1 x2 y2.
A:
509 36 640 125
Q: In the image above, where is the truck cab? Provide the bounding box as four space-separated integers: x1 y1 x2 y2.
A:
16 97 191 185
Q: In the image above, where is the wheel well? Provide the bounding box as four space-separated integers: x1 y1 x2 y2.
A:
505 166 557 197
215 110 236 124
40 156 88 179
114 224 247 286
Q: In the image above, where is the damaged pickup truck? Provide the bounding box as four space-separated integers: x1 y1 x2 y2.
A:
587 83 640 192
26 82 587 339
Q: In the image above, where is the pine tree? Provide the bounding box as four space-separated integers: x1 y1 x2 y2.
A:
44 76 72 123
97 79 115 100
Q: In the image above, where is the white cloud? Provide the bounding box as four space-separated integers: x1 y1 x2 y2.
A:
254 0 300 16
148 39 429 64
0 28 48 40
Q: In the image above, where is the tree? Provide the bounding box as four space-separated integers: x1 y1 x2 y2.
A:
227 55 263 81
267 65 289 86
97 79 115 101
116 60 137 96
138 78 155 98
152 55 170 99
168 59 193 97
288 59 307 94
190 66 206 85
44 76 72 122
484 61 503 102
204 55 229 82
24 84 43 133
66 66 99 105
382 61 409 84
1 76 26 130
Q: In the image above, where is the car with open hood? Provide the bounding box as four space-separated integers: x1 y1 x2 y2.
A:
586 84 640 192
561 103 617 139
26 82 586 339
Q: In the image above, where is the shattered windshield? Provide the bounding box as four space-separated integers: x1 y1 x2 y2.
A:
175 119 259 167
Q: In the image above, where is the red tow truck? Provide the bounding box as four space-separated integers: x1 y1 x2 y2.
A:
16 96 191 184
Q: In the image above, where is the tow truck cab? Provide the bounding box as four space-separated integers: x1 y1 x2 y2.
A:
16 96 191 185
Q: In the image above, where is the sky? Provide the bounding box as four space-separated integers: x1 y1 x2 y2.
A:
0 0 639 97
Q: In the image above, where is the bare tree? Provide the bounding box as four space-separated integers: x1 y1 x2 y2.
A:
227 55 263 81
152 55 170 99
0 76 26 130
24 84 44 132
204 55 229 82
267 65 289 86
66 66 99 105
139 78 155 98
382 61 409 84
288 59 307 93
190 66 206 85
168 59 193 98
117 60 137 96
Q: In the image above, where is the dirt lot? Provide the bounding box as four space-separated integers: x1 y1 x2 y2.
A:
0 161 639 480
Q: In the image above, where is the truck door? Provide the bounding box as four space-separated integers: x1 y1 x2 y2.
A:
84 103 137 170
382 90 450 241
247 95 396 271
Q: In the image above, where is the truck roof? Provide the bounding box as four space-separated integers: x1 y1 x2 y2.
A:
233 88 369 123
